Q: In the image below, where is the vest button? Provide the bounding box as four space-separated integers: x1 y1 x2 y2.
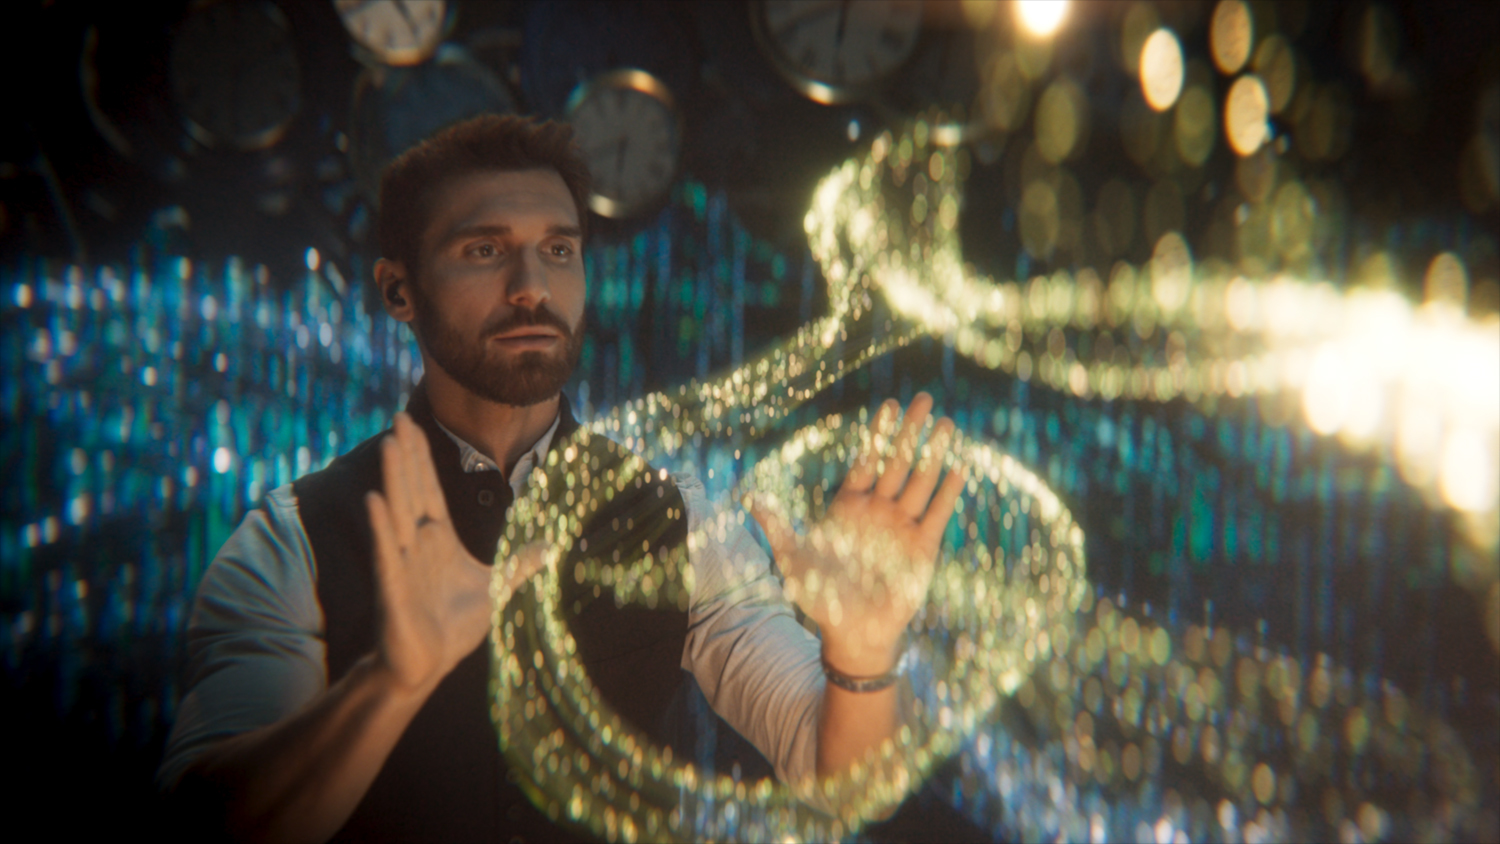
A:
478 489 495 506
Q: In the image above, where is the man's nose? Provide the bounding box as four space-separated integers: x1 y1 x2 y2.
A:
506 249 550 309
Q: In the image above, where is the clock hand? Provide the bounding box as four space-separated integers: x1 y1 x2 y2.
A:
615 137 628 187
393 0 418 39
834 0 851 47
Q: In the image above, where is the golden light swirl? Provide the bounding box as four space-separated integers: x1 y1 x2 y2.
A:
485 119 1492 841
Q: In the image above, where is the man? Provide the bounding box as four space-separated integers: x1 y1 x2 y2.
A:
159 114 963 842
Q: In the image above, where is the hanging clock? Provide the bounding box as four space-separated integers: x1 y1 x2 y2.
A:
333 0 453 67
750 0 924 104
874 11 994 146
347 44 517 202
169 0 302 151
564 68 682 220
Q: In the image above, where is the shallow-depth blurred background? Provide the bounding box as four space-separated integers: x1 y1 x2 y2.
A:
2 1 1497 839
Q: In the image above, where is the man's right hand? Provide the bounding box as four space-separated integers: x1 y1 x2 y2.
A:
365 412 544 694
175 414 547 843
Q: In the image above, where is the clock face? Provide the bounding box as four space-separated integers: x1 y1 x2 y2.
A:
565 70 681 219
169 1 302 150
334 0 449 66
754 0 924 104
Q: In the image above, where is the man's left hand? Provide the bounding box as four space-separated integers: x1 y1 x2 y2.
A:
751 392 965 677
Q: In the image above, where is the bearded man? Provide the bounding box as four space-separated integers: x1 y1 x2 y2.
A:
158 114 963 842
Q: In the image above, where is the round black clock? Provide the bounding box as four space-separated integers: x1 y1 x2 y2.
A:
169 0 303 151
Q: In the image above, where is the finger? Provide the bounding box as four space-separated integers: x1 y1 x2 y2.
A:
873 392 934 500
397 413 451 524
366 491 405 600
897 417 955 519
747 497 807 579
381 432 416 551
844 399 899 494
505 543 548 591
918 463 968 552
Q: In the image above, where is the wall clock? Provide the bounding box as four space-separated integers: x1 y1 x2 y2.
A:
169 0 302 151
347 45 516 201
875 14 992 146
564 68 682 220
333 0 452 67
750 0 924 104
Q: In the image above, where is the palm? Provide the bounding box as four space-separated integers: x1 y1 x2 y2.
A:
366 414 543 692
754 394 965 675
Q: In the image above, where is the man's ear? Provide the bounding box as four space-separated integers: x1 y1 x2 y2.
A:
374 258 415 323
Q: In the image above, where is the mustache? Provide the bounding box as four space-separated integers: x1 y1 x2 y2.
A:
480 305 574 340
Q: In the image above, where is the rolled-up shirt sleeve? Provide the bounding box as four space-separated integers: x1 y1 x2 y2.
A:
157 484 327 791
676 477 825 789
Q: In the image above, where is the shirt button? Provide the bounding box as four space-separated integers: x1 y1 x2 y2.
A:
478 489 495 506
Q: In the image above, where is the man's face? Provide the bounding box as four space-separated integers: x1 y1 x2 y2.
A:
405 168 586 407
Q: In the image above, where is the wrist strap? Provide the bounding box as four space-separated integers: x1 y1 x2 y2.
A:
822 653 906 693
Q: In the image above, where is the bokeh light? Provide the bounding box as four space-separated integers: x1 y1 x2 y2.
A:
1015 0 1069 39
1210 0 1253 76
1224 75 1270 156
1174 84 1216 166
1140 28 1185 112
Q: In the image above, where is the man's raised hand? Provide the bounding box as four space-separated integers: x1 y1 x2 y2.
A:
364 413 543 694
751 393 966 677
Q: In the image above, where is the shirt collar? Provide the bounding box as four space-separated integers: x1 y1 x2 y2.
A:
432 413 562 493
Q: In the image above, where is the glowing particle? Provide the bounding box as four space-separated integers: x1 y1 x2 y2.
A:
1225 75 1270 156
1251 762 1276 804
214 447 232 474
1147 236 1191 319
1140 29 1184 111
1016 0 1068 37
1303 344 1353 435
1174 86 1216 165
1035 78 1086 163
1253 35 1297 114
305 247 321 271
1210 0 1253 75
1439 426 1497 512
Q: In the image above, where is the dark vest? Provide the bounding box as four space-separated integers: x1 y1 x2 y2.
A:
292 389 696 842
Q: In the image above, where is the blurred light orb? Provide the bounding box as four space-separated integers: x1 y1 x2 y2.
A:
1304 343 1354 435
1225 75 1271 155
1423 252 1469 308
1440 426 1498 513
1016 0 1069 37
1174 85 1217 166
1140 28 1185 111
1035 78 1086 163
1210 0 1253 75
1150 231 1193 312
1253 34 1297 114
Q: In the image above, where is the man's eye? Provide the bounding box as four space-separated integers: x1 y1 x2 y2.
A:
470 243 498 258
548 243 574 258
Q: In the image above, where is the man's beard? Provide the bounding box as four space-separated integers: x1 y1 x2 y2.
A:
410 287 584 408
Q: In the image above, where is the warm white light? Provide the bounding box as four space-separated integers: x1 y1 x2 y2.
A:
1440 427 1497 512
1140 29 1185 111
1303 344 1352 435
1017 0 1069 37
1225 75 1271 156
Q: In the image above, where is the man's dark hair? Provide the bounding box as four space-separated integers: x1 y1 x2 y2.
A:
377 114 592 275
